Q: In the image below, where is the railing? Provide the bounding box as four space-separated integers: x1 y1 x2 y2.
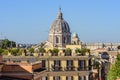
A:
64 66 75 71
41 66 91 72
77 66 90 71
51 65 62 71
3 56 89 61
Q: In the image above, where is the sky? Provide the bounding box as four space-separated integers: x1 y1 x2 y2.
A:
0 0 120 44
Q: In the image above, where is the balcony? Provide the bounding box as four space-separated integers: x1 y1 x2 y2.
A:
77 66 89 71
65 65 75 71
51 65 62 71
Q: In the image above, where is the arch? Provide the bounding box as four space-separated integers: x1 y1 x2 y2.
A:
56 36 59 43
63 37 66 44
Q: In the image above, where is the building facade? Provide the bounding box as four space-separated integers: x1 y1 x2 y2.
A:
3 54 92 80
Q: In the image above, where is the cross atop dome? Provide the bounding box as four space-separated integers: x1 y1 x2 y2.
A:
59 7 61 12
57 8 63 19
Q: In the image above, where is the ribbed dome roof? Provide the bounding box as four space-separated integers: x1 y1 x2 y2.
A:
50 10 70 33
72 33 78 38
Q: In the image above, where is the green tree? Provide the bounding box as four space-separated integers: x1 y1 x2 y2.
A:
11 48 19 56
0 40 4 48
52 48 59 56
75 48 81 53
39 47 46 53
0 39 16 49
75 48 81 56
2 49 8 55
107 54 120 80
10 41 16 48
38 47 46 56
81 48 90 56
65 48 72 56
18 48 26 56
66 48 72 53
28 48 34 53
117 45 120 50
0 48 3 54
3 39 10 49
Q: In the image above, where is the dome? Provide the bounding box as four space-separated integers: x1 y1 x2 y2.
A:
72 33 78 38
48 9 71 47
49 10 70 33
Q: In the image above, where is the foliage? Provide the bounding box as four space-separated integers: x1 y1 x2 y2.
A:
0 48 3 54
81 48 90 55
11 48 19 56
52 48 59 54
48 48 59 56
117 45 120 50
39 47 46 53
65 48 72 53
107 54 120 80
28 48 34 53
75 48 81 53
18 48 26 56
8 48 12 53
0 39 16 49
64 48 72 56
2 50 8 55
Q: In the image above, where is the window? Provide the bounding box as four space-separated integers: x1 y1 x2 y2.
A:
41 76 47 80
66 60 74 71
54 60 61 71
78 76 82 80
78 60 85 70
66 76 73 80
56 36 59 43
67 60 73 66
53 76 60 80
78 76 86 80
63 37 66 43
54 60 60 66
42 60 46 69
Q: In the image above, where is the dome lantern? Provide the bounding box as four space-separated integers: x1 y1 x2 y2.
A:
57 8 63 19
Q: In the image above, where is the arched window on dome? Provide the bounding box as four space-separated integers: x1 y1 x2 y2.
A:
56 36 59 43
63 37 66 44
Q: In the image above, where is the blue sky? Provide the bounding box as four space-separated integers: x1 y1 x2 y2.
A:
0 0 120 44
